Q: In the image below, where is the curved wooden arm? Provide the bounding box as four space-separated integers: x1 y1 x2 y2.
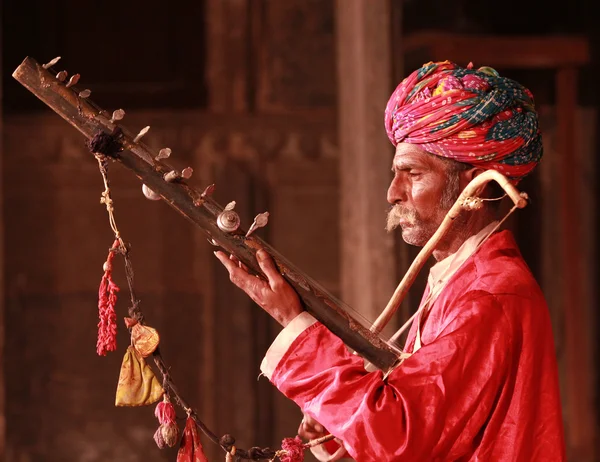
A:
370 170 528 334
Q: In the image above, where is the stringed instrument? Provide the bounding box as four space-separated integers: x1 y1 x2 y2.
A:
12 55 529 460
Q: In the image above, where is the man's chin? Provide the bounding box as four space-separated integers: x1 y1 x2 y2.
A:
400 227 429 247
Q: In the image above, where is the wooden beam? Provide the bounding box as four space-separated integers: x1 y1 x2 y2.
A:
403 32 590 69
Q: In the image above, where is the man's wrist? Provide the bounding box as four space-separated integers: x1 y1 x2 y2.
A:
280 308 305 327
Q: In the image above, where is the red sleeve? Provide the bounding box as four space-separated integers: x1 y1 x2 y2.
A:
269 293 513 461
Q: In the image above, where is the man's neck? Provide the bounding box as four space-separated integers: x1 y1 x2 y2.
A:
431 210 497 262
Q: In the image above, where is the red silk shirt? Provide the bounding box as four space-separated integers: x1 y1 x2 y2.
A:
261 231 565 461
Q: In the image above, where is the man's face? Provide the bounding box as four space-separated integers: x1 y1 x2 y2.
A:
386 143 461 246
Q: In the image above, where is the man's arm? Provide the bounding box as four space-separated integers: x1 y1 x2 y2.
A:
215 250 512 460
267 296 511 460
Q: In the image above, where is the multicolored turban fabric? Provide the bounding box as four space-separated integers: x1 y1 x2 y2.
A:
384 60 543 180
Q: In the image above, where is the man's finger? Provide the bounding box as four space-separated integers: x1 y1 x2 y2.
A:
229 253 249 271
215 251 254 289
298 421 327 442
215 250 238 273
303 415 324 433
298 422 320 440
256 249 284 288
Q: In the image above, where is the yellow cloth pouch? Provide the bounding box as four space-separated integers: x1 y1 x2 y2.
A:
115 345 163 406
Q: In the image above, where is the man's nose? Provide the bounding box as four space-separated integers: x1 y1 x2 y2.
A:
387 176 405 204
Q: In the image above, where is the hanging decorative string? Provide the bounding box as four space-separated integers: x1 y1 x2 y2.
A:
88 133 331 461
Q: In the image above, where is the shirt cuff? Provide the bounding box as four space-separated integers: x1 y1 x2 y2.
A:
260 311 318 379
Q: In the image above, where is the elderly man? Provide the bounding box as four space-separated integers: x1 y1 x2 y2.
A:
215 61 565 461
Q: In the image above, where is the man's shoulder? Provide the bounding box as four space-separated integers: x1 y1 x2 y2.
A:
449 229 544 302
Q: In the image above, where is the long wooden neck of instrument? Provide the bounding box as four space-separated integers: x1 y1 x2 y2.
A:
13 56 528 372
12 56 400 371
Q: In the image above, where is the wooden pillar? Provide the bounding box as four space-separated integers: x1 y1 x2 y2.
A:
555 67 596 462
335 0 398 331
0 11 5 457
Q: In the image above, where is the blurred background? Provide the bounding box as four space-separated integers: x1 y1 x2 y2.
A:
1 0 598 460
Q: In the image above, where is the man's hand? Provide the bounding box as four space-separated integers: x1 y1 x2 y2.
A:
298 413 327 441
300 414 350 461
214 249 303 327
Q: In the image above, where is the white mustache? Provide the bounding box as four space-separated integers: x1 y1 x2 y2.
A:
389 205 417 222
386 205 418 231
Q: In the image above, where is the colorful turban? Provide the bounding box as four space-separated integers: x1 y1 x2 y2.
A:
384 60 543 180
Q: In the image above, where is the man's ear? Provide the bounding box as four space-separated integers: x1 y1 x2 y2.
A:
459 166 486 189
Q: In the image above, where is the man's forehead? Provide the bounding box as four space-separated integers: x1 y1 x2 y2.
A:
392 143 433 165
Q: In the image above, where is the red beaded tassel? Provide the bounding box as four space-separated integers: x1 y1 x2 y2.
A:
96 239 120 356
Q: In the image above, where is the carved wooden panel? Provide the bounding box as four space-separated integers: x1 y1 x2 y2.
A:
254 0 336 113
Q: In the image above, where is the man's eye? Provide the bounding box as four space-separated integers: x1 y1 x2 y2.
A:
408 171 422 177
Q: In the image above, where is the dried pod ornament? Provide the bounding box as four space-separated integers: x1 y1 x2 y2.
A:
161 422 180 448
110 109 125 123
42 56 61 69
181 167 193 179
154 426 167 449
66 73 80 88
201 184 215 198
246 212 270 238
194 184 215 207
56 70 68 82
156 148 171 160
134 126 150 143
